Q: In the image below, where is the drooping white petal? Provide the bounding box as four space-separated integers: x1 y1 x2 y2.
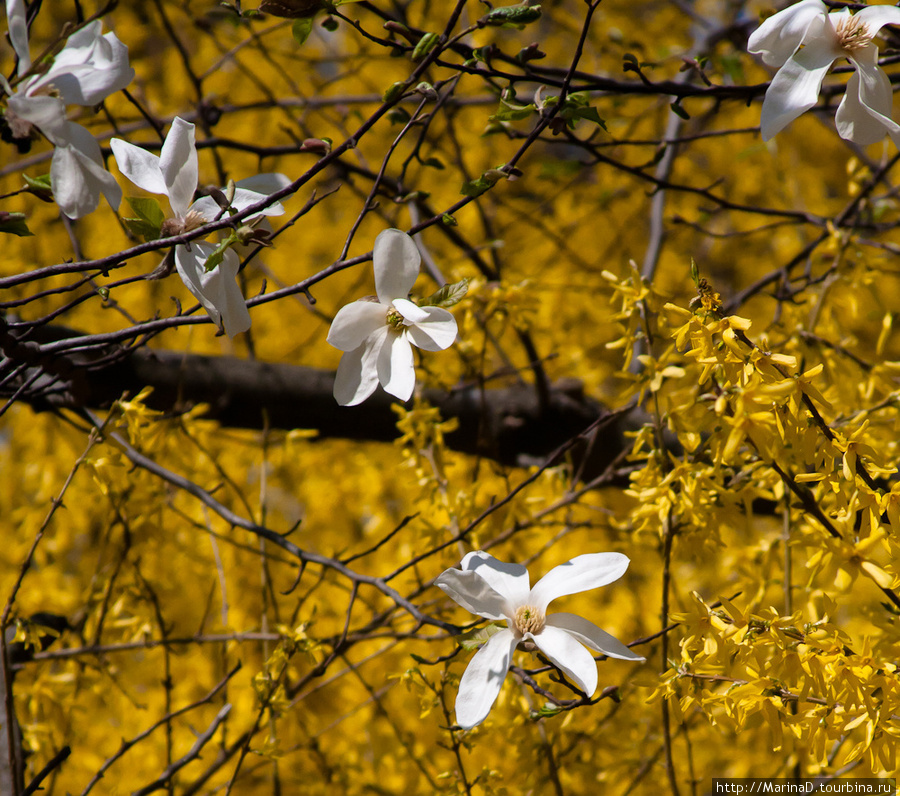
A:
839 46 900 147
455 628 517 728
327 301 387 352
758 43 834 140
6 0 31 74
531 625 599 697
434 568 511 620
333 331 386 406
175 244 251 337
110 137 167 196
7 93 68 141
51 121 121 218
854 5 900 36
376 330 415 401
404 306 458 352
461 551 531 609
160 117 198 218
373 228 421 305
228 187 285 217
528 552 630 610
545 613 645 661
747 0 827 68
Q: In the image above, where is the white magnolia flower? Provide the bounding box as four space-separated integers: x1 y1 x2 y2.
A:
748 0 900 146
326 228 458 406
110 117 286 337
435 551 645 729
2 3 133 216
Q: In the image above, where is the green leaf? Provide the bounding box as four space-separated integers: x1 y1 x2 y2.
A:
203 237 235 272
489 99 536 124
23 173 53 202
484 3 542 28
421 278 469 308
411 32 439 62
441 213 457 226
0 212 33 237
292 17 315 45
123 196 166 241
461 169 503 197
456 623 504 651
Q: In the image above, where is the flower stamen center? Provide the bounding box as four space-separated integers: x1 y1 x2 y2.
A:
513 604 545 636
385 306 405 330
835 16 872 55
160 209 208 237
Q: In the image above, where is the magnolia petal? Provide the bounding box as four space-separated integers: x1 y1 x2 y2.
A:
839 48 900 147
160 117 198 218
759 48 833 140
434 568 510 620
175 244 251 337
333 331 385 406
373 228 420 305
854 5 900 35
51 122 121 218
529 552 630 610
110 137 167 196
404 306 458 352
455 629 517 728
392 297 429 324
460 551 531 609
326 301 386 352
236 172 292 195
377 331 415 401
545 613 645 661
7 93 68 141
50 27 134 106
747 0 826 68
229 187 285 217
531 625 598 697
6 0 31 74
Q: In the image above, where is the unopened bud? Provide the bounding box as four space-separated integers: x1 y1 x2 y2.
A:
299 138 331 155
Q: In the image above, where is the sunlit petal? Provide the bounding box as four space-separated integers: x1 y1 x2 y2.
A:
529 552 630 610
545 613 645 661
748 0 827 67
455 629 517 728
376 331 415 401
373 228 420 304
461 551 531 608
434 568 510 620
160 117 198 217
531 626 598 696
327 301 386 351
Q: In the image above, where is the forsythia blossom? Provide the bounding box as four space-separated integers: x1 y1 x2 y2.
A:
326 229 458 406
1 0 133 217
111 118 286 337
748 0 900 146
435 551 644 728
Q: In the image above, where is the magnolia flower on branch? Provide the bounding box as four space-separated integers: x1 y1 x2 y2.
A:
1 1 134 217
435 551 644 729
748 0 900 146
110 118 286 337
326 228 459 406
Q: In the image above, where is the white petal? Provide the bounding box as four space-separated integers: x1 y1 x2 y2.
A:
455 629 517 728
160 117 197 217
50 28 134 106
175 244 251 337
460 551 531 609
747 0 827 68
854 5 900 35
404 306 458 352
51 122 121 218
229 187 284 217
6 0 31 74
531 626 598 697
376 331 415 401
110 137 167 196
529 552 630 610
236 172 291 194
373 228 420 305
758 46 834 140
545 613 645 661
434 568 511 620
326 301 386 352
392 297 429 324
7 92 67 141
838 48 900 147
333 333 384 406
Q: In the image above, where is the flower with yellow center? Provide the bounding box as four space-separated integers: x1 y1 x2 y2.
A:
435 550 645 728
748 0 900 146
